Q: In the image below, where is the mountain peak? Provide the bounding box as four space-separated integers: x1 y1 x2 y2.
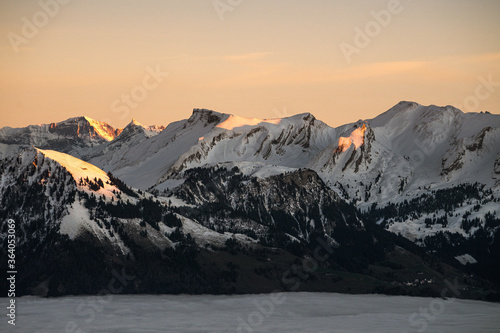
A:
44 116 120 142
81 117 119 141
83 115 98 123
294 112 314 118
193 108 218 113
283 112 318 123
397 100 421 107
215 114 281 130
188 108 226 127
128 118 144 127
381 101 465 120
62 115 103 125
385 100 421 115
369 101 427 127
191 108 226 118
120 119 144 134
116 118 164 139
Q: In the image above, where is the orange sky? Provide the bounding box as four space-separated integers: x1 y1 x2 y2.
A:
1 0 500 129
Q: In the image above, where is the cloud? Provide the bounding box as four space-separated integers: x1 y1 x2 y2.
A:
336 61 427 81
210 60 427 88
210 51 500 89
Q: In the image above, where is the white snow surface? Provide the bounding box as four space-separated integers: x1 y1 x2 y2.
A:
455 254 478 265
37 148 119 199
216 114 282 130
33 148 253 250
180 214 256 248
1 293 498 333
59 198 92 239
337 123 366 152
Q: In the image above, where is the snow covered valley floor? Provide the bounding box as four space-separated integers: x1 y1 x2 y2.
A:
1 293 499 333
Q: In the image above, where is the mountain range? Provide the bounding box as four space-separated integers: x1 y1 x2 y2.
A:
1 101 499 299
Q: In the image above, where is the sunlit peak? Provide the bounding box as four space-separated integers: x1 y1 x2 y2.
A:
336 124 366 153
216 115 281 131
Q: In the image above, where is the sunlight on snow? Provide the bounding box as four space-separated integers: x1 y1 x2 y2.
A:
216 114 281 130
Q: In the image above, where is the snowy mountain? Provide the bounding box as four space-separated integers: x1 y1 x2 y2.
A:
0 147 253 250
1 102 500 298
85 109 223 189
0 116 122 159
78 104 500 206
149 104 500 244
3 104 500 245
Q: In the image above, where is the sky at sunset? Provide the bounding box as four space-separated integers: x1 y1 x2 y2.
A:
1 0 500 129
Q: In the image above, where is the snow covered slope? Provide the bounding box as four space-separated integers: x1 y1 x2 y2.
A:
85 109 339 190
37 148 120 199
162 112 335 178
0 148 254 255
86 110 228 189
